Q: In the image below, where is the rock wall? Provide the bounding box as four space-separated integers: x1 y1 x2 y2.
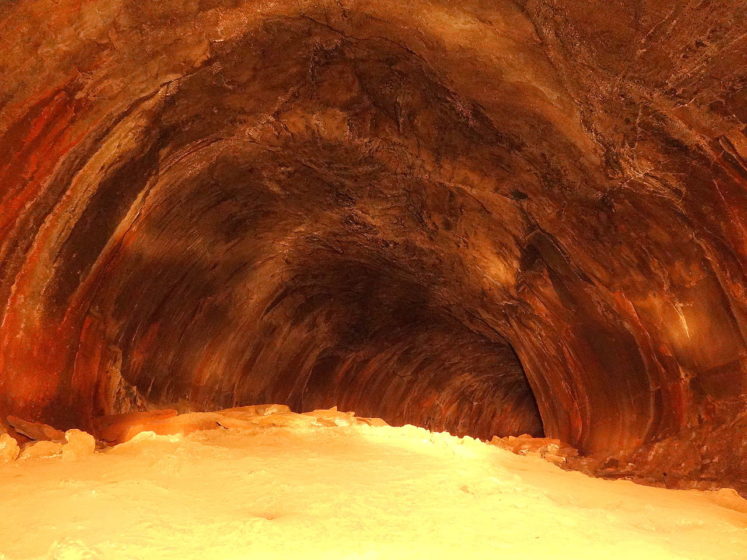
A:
0 0 744 490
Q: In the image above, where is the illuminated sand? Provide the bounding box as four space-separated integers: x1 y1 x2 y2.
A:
1 419 746 559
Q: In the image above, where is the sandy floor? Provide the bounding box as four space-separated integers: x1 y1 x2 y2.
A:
0 418 745 560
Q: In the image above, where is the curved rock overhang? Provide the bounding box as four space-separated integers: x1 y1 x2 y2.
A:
0 0 745 489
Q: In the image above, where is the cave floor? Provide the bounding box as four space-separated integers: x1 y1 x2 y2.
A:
1 420 745 560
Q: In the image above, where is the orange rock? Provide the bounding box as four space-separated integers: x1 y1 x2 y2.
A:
61 429 97 461
6 415 65 442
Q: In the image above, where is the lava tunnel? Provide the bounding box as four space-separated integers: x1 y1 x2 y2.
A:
0 0 745 494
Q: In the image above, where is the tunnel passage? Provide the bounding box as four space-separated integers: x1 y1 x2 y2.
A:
2 15 549 441
0 0 746 491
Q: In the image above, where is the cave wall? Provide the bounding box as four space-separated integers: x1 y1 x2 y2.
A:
0 0 744 490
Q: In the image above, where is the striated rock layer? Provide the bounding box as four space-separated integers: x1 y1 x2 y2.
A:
0 1 745 491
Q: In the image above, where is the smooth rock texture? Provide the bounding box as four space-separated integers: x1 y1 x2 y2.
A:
0 1 744 492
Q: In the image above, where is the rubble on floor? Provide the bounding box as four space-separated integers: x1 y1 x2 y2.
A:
490 433 579 465
1 405 389 454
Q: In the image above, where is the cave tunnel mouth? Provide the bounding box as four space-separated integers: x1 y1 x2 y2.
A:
100 177 546 443
102 245 547 443
11 12 562 445
60 34 553 443
281 256 548 441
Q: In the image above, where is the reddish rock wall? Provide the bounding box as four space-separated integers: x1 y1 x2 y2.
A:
0 0 744 491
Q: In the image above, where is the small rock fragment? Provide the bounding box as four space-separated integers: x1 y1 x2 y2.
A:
0 433 20 463
62 429 96 461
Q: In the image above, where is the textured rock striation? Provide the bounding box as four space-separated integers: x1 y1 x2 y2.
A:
0 1 745 491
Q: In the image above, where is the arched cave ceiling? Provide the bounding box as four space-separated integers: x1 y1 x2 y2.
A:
0 0 745 489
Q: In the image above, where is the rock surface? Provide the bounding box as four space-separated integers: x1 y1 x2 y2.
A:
0 0 744 492
0 433 20 463
7 415 66 442
62 429 97 461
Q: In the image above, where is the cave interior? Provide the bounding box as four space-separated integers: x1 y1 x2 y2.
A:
0 0 745 499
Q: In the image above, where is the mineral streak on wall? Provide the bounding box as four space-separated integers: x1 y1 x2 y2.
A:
0 1 745 491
